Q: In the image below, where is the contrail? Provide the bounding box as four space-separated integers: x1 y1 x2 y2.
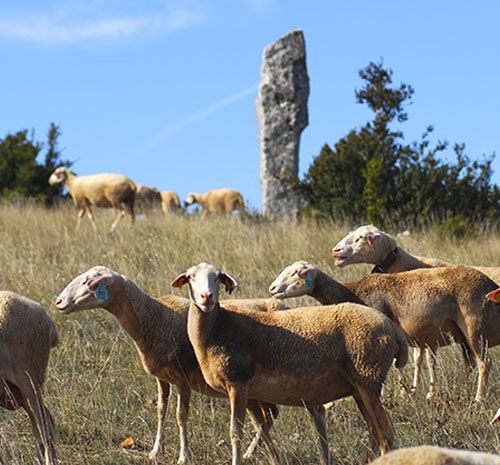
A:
131 83 258 159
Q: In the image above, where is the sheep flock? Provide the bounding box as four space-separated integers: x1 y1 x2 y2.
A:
2 193 500 464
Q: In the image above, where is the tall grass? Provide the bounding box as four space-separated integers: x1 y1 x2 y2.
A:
0 203 499 464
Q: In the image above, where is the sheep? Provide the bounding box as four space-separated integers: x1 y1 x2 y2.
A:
171 261 409 465
367 445 500 465
161 190 182 215
331 224 500 393
134 184 162 215
54 265 284 464
0 291 59 465
48 166 136 232
268 260 500 402
184 188 245 218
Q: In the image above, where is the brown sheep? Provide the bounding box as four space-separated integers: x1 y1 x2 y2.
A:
55 266 286 464
331 224 500 394
172 262 408 465
48 166 136 232
0 291 59 465
160 190 182 215
269 260 500 402
184 188 244 218
134 184 162 215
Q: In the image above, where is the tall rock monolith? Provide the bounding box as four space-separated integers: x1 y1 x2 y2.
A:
256 29 309 221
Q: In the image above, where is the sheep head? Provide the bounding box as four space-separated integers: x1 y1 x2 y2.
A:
55 265 117 314
268 260 317 299
331 224 396 266
171 262 237 313
48 166 68 185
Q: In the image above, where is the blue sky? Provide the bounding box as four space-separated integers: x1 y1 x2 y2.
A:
1 1 499 212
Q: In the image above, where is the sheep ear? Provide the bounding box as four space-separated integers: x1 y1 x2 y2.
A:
171 273 189 288
221 273 237 295
298 266 316 280
486 288 500 303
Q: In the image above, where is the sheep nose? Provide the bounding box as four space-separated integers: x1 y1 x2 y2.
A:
331 246 341 257
200 292 212 303
268 285 276 295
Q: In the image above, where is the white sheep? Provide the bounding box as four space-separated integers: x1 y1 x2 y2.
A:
184 188 245 218
368 445 500 465
0 291 59 465
172 262 409 465
48 166 136 232
331 224 500 392
161 190 182 215
55 266 284 464
134 184 162 215
269 260 500 402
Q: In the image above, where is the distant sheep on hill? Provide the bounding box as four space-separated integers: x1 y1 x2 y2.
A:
48 166 136 232
161 190 181 215
134 184 162 215
184 188 244 218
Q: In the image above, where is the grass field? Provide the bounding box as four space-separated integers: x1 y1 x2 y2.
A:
0 202 499 464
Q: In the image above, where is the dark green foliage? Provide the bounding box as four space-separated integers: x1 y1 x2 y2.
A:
295 61 499 229
0 123 72 205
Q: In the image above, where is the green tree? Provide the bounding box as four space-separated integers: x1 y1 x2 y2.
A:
0 123 71 205
295 61 499 228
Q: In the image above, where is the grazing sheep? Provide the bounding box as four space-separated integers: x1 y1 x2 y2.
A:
48 166 136 232
161 190 182 215
269 260 500 401
0 291 59 465
134 184 162 215
172 262 408 465
55 266 282 464
368 445 500 465
331 224 500 392
184 188 244 218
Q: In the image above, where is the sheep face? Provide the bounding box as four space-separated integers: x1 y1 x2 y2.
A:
184 193 197 207
171 262 237 312
55 266 116 314
48 166 68 185
331 224 390 266
269 260 317 299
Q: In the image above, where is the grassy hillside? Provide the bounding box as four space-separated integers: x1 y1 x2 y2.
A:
0 202 499 464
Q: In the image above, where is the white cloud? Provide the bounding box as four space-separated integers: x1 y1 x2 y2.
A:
0 5 205 45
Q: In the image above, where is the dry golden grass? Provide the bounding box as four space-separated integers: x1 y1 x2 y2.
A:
0 202 499 464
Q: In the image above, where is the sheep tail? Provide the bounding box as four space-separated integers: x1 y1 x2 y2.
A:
392 324 409 369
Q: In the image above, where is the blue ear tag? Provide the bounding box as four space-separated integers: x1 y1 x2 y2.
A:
95 282 108 300
304 272 313 287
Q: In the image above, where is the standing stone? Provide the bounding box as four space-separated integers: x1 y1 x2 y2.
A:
256 29 309 221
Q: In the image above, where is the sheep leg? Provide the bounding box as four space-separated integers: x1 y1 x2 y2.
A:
243 401 278 461
411 347 424 391
149 378 169 461
473 338 491 403
227 385 248 465
110 210 126 232
353 387 394 460
175 382 192 464
306 404 329 465
425 348 438 399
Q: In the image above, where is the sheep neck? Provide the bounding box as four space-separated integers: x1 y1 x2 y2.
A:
371 248 398 273
186 301 218 360
312 270 364 305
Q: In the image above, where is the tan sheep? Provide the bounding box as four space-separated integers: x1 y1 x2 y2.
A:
48 166 136 232
0 291 59 465
172 262 409 465
331 224 500 392
184 188 244 218
269 260 500 402
368 445 500 465
134 184 162 215
55 266 284 464
160 190 182 215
